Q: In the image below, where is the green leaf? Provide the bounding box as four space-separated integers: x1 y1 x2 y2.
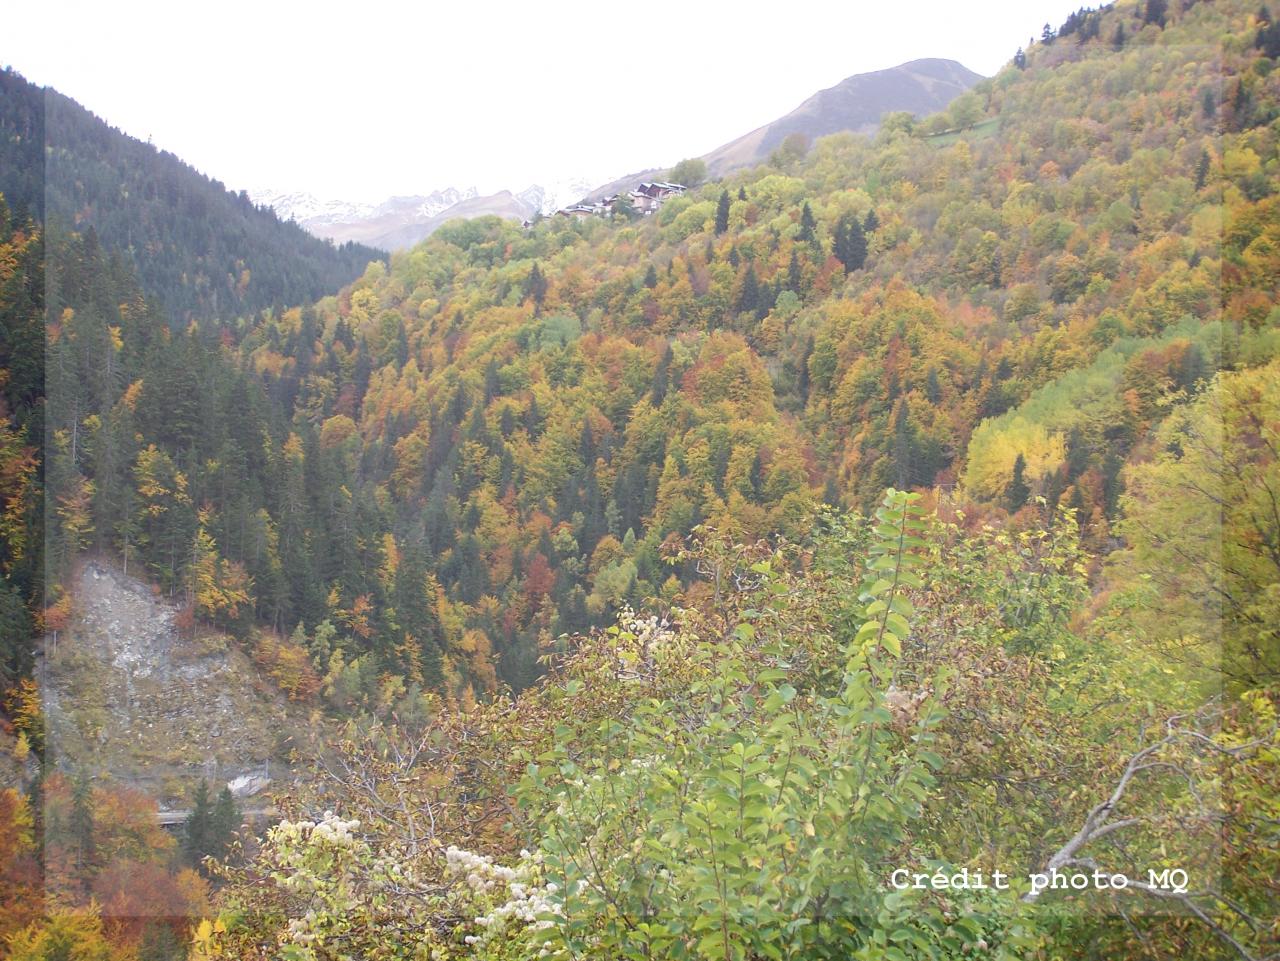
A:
885 612 910 637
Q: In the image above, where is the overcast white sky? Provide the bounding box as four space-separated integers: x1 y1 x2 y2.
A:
7 0 1087 202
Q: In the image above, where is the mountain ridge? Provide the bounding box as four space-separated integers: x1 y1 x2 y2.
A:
251 59 979 250
580 56 981 202
0 67 385 322
702 57 984 174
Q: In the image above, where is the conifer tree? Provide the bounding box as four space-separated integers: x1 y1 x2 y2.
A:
1005 453 1031 510
786 250 803 294
714 191 730 235
736 264 760 315
797 202 817 245
210 786 239 862
138 922 185 961
1195 149 1211 191
833 214 868 273
70 772 95 881
183 779 212 867
523 262 548 311
1257 6 1280 57
651 343 674 405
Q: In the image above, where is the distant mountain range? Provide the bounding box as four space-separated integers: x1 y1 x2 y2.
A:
255 59 981 251
254 179 597 251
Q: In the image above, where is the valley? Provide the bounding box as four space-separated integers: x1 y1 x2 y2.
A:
0 0 1277 958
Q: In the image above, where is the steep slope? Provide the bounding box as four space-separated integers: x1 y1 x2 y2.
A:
42 560 305 799
702 58 983 174
41 0 1280 707
584 57 981 200
0 68 384 322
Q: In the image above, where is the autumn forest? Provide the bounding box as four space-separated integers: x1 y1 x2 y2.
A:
1 0 1278 958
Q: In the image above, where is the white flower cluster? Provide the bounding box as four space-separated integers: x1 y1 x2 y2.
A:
617 608 678 652
270 810 362 847
263 811 376 957
444 844 522 892
445 846 565 955
285 911 320 946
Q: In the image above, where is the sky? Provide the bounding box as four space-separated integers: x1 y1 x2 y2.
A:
7 0 1089 203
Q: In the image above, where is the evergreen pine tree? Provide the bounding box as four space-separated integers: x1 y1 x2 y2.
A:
798 336 813 406
797 202 817 246
787 250 803 292
1005 453 1031 510
651 343 673 405
1014 46 1027 69
643 263 658 288
925 367 942 404
736 264 760 315
523 263 548 311
1259 6 1280 57
183 779 212 867
714 191 731 235
210 786 239 862
70 772 95 880
892 401 915 489
138 922 185 961
1068 484 1087 520
1101 451 1125 516
833 214 868 273
483 359 501 403
1194 149 1211 190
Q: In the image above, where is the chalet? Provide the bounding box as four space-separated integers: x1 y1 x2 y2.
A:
634 181 687 201
551 181 687 220
556 205 598 219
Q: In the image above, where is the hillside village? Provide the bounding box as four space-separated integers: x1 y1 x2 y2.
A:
536 179 688 224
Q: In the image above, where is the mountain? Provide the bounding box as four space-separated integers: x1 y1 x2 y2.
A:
516 177 599 216
261 187 532 250
701 57 983 174
256 178 600 251
359 190 534 250
250 58 976 249
36 0 1274 700
582 58 982 202
10 0 1280 955
0 67 384 322
256 186 479 239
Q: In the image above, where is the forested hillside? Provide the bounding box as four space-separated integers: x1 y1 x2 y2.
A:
4 0 1280 958
0 68 384 322
39 0 1279 700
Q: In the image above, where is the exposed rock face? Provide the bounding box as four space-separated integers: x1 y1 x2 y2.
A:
42 560 300 802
